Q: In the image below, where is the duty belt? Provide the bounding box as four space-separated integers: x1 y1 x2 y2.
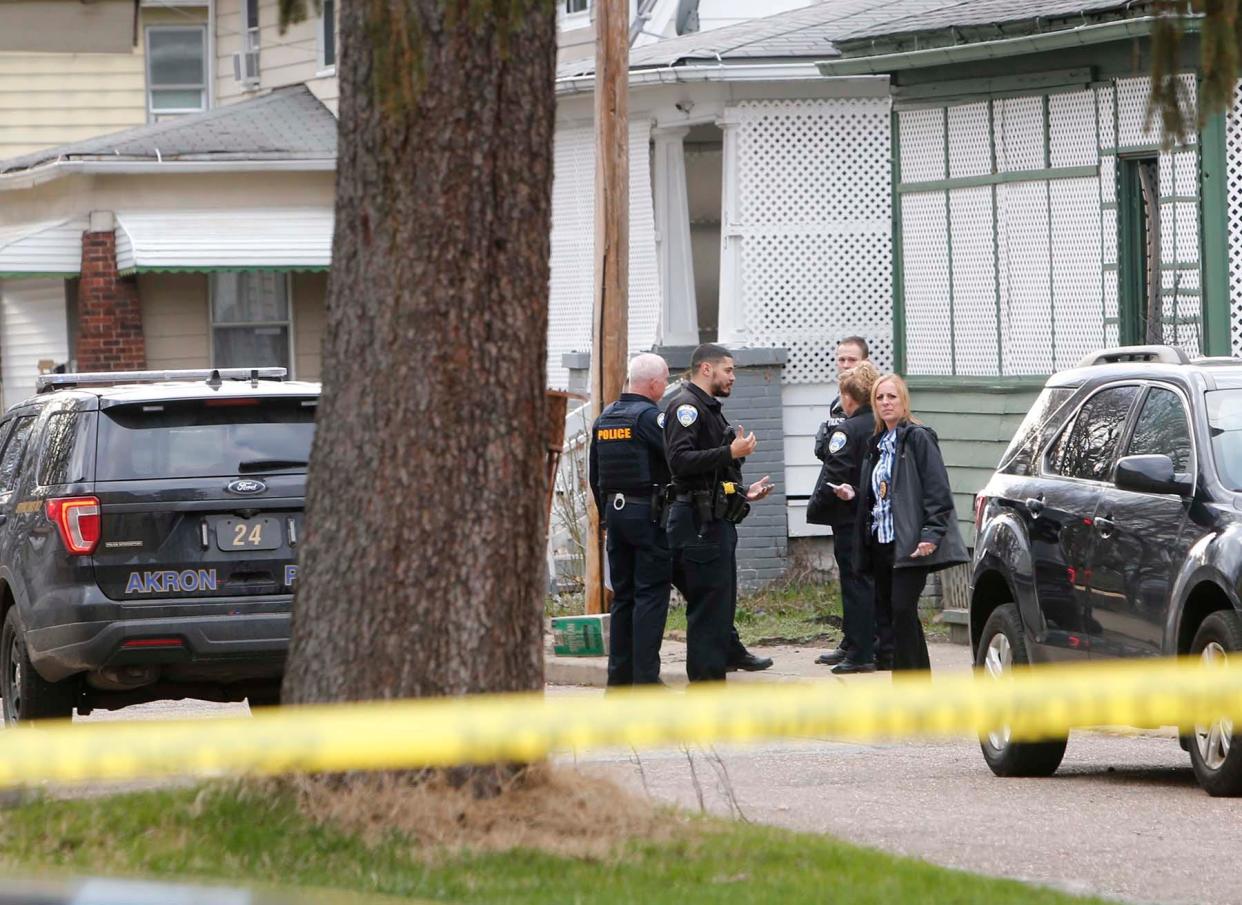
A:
608 492 651 510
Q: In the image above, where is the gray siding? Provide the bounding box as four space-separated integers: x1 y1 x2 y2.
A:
721 361 789 587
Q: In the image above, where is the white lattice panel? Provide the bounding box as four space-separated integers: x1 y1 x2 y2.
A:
901 192 952 375
1100 154 1116 204
1175 202 1200 264
732 98 893 384
1050 178 1105 369
1050 91 1098 168
1175 149 1199 197
899 107 946 183
1098 85 1117 150
1159 150 1175 197
1228 80 1242 354
949 186 998 375
997 96 1045 172
545 123 662 389
1101 206 1118 265
949 102 991 179
1104 271 1119 320
1117 77 1159 147
997 180 1053 375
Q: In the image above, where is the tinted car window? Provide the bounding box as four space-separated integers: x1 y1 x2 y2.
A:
1126 387 1193 474
0 416 37 493
96 397 316 482
1046 386 1138 481
1205 389 1242 490
1000 386 1076 476
38 411 91 486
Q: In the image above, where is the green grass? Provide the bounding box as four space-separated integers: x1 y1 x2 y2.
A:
555 579 949 647
0 784 1107 905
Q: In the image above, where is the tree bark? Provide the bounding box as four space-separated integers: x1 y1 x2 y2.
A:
282 1 557 706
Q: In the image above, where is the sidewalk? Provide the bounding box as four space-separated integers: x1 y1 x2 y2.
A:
545 637 973 687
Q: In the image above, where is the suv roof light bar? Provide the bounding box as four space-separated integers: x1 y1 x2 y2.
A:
1076 345 1190 368
36 368 287 394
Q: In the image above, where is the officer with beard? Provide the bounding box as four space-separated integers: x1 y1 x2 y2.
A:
663 344 774 682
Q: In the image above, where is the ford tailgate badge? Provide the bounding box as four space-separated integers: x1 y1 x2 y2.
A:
227 478 267 495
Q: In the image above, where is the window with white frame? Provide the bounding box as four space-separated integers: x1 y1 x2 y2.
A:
317 0 336 72
565 0 590 11
145 26 207 117
211 273 293 373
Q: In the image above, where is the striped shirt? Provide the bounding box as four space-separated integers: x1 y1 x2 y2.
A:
870 429 897 543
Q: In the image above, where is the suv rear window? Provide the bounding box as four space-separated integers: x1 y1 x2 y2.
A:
999 387 1076 476
1206 389 1242 490
1045 385 1139 481
96 397 316 482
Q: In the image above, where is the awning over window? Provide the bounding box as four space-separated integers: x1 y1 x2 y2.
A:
114 209 334 273
0 219 87 278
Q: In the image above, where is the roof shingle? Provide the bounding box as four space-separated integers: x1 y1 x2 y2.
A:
0 85 336 175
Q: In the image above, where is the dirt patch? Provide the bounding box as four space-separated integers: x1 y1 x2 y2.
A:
262 765 683 861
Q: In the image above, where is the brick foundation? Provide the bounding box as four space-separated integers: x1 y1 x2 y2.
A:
77 230 145 371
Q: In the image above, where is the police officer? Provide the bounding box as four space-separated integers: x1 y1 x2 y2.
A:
588 353 674 687
806 362 880 673
663 344 774 682
811 336 893 668
813 336 870 461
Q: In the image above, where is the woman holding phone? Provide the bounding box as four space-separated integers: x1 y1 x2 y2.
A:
807 362 879 673
834 374 968 672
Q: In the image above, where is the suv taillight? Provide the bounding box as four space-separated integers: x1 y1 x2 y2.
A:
974 493 988 535
46 496 101 555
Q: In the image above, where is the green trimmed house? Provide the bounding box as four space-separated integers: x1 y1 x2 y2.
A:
819 0 1229 533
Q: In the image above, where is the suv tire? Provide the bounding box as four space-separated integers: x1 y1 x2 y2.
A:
1 609 76 725
1188 611 1242 796
976 603 1068 777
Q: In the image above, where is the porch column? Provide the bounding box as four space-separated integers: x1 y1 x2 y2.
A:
652 126 699 346
78 210 146 371
716 110 747 344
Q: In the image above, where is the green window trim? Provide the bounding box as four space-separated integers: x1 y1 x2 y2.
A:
1199 111 1231 357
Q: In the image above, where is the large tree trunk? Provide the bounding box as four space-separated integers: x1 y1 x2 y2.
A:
282 1 556 706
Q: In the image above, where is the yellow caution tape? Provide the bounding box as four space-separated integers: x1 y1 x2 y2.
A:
0 656 1239 788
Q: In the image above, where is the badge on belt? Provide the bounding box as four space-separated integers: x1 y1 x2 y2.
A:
878 479 889 500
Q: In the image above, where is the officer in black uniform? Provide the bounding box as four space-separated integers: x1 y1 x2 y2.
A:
810 336 894 668
588 353 674 686
806 362 879 673
813 336 869 461
663 344 774 682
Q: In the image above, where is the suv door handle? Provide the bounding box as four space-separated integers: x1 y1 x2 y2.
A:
1024 497 1045 517
1095 515 1115 538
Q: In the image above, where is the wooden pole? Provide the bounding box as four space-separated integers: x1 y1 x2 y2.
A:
586 0 629 616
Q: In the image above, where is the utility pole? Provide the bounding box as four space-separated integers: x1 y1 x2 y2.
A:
585 0 629 616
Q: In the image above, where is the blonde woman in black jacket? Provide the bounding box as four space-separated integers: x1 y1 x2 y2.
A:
835 374 968 672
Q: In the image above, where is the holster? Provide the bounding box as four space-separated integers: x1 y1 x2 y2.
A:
651 484 670 528
714 482 751 525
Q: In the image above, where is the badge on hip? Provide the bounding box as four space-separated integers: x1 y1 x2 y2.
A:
827 431 848 455
676 404 698 427
879 479 889 500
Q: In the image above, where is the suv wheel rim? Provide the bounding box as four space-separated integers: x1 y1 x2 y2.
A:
984 632 1013 749
6 635 21 722
1195 642 1233 771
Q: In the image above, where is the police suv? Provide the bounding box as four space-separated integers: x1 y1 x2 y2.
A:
0 368 315 723
972 345 1242 796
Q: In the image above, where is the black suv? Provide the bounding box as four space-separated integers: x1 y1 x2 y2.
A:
972 345 1242 796
0 368 316 724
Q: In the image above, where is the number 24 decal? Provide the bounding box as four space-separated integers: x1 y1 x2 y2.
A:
233 523 264 546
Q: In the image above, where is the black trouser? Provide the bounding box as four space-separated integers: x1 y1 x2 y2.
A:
667 502 737 682
870 541 931 672
605 499 673 686
833 522 875 662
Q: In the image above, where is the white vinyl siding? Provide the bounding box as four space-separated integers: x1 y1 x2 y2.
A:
0 279 68 410
214 0 338 113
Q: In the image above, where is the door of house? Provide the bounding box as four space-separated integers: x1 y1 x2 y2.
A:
1117 155 1162 346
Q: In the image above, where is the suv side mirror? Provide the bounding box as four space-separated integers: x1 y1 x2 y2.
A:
1115 454 1192 496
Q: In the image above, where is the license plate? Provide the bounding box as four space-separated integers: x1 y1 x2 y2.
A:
214 517 282 552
